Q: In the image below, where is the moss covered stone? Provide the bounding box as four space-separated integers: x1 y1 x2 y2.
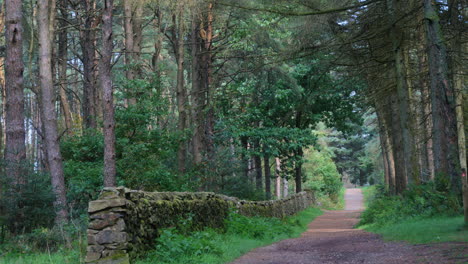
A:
85 187 315 264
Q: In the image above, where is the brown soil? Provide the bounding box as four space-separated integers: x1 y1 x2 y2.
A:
230 188 468 264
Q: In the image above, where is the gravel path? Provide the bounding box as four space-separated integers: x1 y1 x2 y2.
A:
230 188 467 264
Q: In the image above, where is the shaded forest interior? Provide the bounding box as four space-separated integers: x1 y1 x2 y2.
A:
0 0 466 254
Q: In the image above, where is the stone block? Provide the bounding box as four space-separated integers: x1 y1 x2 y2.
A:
88 199 126 213
90 215 121 230
85 251 101 263
96 230 128 244
91 212 123 220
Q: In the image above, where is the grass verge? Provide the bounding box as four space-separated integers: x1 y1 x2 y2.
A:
0 247 81 264
360 216 468 244
359 184 467 245
316 186 345 210
0 208 321 264
137 207 322 264
360 185 376 208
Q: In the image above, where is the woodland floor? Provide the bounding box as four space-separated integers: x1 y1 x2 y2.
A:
230 189 468 264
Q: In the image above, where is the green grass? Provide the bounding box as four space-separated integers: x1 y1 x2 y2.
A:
360 185 377 208
0 208 321 264
360 216 468 244
0 248 81 264
359 184 467 245
316 186 345 210
137 207 323 264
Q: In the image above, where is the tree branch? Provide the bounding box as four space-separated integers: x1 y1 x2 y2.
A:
218 0 383 16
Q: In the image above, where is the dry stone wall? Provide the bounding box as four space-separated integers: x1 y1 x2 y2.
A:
85 187 315 264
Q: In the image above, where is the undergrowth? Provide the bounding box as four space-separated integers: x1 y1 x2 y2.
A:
137 207 322 264
0 207 321 264
359 183 466 244
315 186 345 210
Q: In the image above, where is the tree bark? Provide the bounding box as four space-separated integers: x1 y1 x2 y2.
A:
101 0 116 187
38 0 68 224
295 147 303 193
123 0 135 106
0 4 5 160
264 155 271 200
424 0 460 192
390 92 407 194
387 0 414 186
275 157 281 199
80 0 97 130
191 16 203 165
5 0 26 185
448 0 468 224
173 6 188 174
58 0 73 135
253 140 262 190
283 176 289 198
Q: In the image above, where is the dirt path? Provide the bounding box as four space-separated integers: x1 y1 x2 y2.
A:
230 188 467 264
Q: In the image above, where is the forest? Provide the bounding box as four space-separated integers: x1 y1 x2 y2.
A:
0 0 466 263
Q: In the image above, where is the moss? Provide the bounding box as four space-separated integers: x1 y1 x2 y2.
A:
98 251 130 263
90 188 314 263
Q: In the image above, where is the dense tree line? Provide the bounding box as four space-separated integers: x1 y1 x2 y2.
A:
0 0 466 234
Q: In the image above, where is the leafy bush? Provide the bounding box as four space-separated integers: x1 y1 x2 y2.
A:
0 168 55 235
303 147 342 203
359 183 462 227
139 208 322 264
225 212 295 239
147 228 222 263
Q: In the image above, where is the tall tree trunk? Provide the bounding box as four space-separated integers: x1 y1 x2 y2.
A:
390 92 407 194
191 16 203 165
80 0 97 130
264 155 271 200
0 4 5 160
5 0 26 186
420 51 435 181
101 0 116 187
254 140 262 190
240 136 249 181
174 6 187 174
417 24 435 181
201 2 215 162
376 110 394 190
58 0 73 135
132 1 143 78
387 0 413 187
38 0 68 224
424 0 460 192
283 176 289 198
123 0 135 106
448 0 468 224
295 147 303 193
275 157 281 199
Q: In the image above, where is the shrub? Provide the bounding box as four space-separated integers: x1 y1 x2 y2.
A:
359 183 462 227
0 168 55 235
147 228 222 263
225 212 294 239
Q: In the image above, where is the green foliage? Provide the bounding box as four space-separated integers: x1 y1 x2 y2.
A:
0 167 55 235
146 228 222 263
364 216 468 244
359 183 462 228
61 133 104 215
137 208 322 264
114 75 181 191
225 212 294 239
326 114 380 187
303 146 342 203
0 241 82 264
59 75 185 218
